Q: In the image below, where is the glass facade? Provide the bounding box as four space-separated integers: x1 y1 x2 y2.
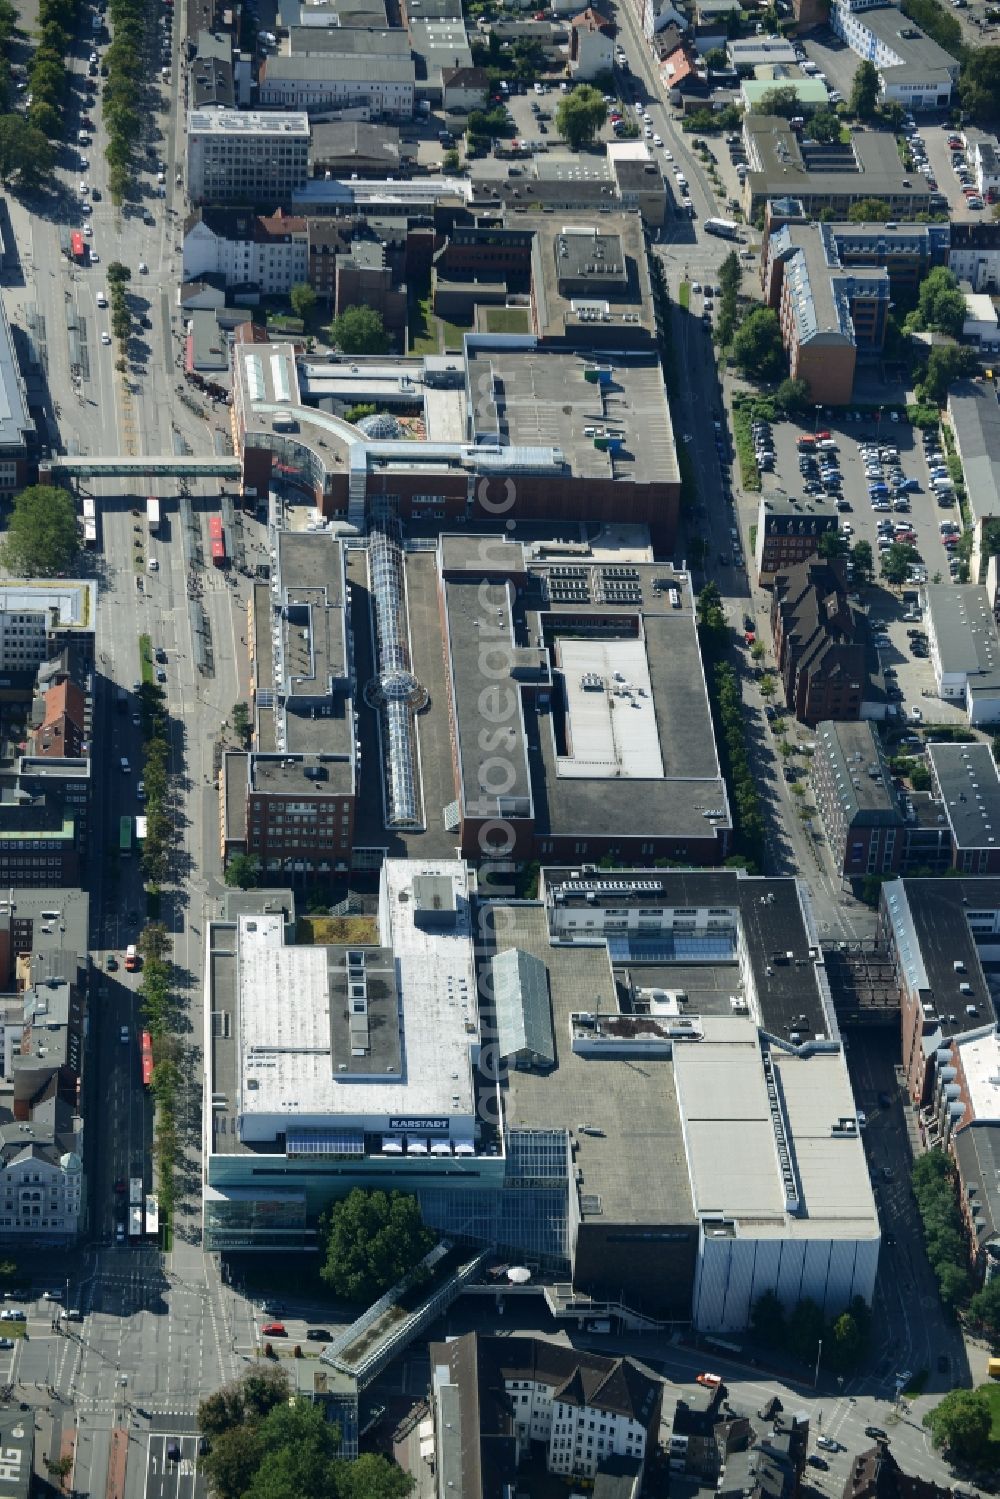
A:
204 1191 310 1251
419 1130 571 1269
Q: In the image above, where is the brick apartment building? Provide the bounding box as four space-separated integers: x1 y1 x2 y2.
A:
754 492 840 585
770 557 874 724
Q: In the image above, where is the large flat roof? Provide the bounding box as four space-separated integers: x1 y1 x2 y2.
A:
464 344 678 486
490 902 695 1227
440 556 731 843
948 382 1000 528
188 108 310 135
881 877 1000 1051
234 860 480 1140
744 116 933 206
862 5 959 79
928 742 1000 851
673 1023 877 1236
926 583 1000 685
0 580 95 630
955 1029 1000 1122
816 719 899 821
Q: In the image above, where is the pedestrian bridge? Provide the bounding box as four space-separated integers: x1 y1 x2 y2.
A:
42 456 243 479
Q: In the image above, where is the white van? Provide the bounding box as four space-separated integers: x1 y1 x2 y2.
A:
96 290 108 307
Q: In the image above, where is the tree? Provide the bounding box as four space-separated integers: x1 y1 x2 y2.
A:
289 283 317 321
847 197 893 223
319 1188 436 1304
923 1389 992 1461
202 1426 265 1499
959 47 1000 127
919 344 978 406
0 484 79 576
775 377 810 414
750 639 766 664
106 261 131 285
555 84 607 149
937 1260 971 1307
825 1311 863 1372
225 853 261 889
231 701 250 748
752 85 801 118
851 539 874 586
879 541 920 586
906 266 967 339
849 59 880 119
732 308 784 383
786 1297 824 1363
910 763 931 791
245 1401 341 1499
328 305 389 356
337 1454 414 1499
809 108 842 144
442 147 460 172
759 673 776 700
750 1289 785 1347
818 530 845 560
0 115 54 188
970 1278 1000 1335
138 923 170 962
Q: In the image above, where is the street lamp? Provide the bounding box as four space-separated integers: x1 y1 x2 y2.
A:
814 1337 823 1389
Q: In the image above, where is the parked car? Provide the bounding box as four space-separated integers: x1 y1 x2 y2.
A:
262 1321 287 1337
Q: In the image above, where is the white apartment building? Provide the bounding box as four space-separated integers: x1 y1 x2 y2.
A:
949 226 1000 294
0 609 49 673
183 209 308 294
430 1333 661 1496
830 0 959 109
0 1146 82 1239
256 56 415 117
186 111 311 206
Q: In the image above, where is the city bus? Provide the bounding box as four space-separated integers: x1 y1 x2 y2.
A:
141 1031 153 1088
81 497 96 548
208 514 226 567
145 1193 159 1238
119 815 132 858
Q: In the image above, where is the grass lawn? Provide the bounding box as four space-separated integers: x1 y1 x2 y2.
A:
139 633 153 685
484 306 530 334
408 290 438 356
982 1381 1000 1439
732 401 762 493
441 318 472 350
678 281 691 310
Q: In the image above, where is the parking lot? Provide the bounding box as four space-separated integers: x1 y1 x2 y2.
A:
912 120 992 219
756 413 974 727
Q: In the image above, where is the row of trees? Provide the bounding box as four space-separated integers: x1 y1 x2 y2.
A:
751 1292 872 1374
0 484 79 575
198 1366 412 1499
26 0 79 145
912 1148 971 1307
107 261 134 367
714 249 741 351
697 584 765 869
0 115 54 190
137 922 179 1226
102 0 146 202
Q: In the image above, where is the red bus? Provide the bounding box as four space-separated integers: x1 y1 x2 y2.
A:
70 231 85 262
208 514 226 567
141 1031 153 1088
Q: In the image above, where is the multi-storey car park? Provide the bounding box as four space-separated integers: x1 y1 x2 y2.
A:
204 863 879 1329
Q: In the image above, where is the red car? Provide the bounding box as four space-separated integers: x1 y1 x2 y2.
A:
262 1321 287 1336
816 429 831 441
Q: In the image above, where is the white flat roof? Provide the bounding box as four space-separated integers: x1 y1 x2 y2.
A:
557 638 663 780
0 580 96 628
236 860 480 1135
955 1029 1000 1121
674 1019 878 1237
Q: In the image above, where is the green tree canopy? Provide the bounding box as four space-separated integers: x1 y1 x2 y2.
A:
750 1289 785 1347
0 115 55 188
289 282 317 321
959 47 1000 125
851 539 874 586
825 1310 863 1372
0 484 79 576
919 344 978 406
775 377 810 413
732 307 784 383
202 1426 265 1499
245 1400 341 1499
555 84 608 149
879 541 920 585
847 197 893 223
809 108 842 143
224 853 261 889
970 1277 1000 1334
329 305 390 356
752 85 801 118
849 59 880 118
907 266 967 339
818 530 845 559
786 1297 824 1363
923 1389 992 1461
320 1188 436 1304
